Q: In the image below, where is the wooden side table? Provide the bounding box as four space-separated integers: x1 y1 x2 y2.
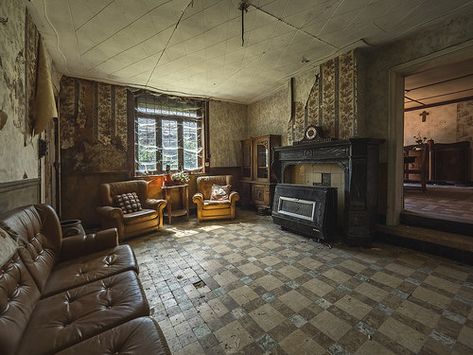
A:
161 184 189 224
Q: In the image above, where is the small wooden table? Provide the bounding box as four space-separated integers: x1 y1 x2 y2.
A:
161 184 189 224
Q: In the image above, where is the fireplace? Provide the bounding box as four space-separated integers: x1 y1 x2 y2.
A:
272 184 337 241
272 138 384 245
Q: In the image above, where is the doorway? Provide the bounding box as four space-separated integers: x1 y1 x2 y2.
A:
386 41 473 226
403 59 473 224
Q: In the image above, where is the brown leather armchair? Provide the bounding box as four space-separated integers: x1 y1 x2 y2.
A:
193 175 240 222
97 180 167 241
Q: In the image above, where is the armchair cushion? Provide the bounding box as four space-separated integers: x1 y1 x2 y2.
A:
210 184 231 201
203 200 232 209
114 192 142 214
43 244 138 297
123 209 158 225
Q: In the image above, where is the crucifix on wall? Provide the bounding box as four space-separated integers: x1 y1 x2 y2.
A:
419 110 429 122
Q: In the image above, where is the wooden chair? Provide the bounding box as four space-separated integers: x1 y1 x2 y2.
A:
403 142 431 192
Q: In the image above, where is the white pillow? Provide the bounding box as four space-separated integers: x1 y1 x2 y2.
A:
0 226 18 266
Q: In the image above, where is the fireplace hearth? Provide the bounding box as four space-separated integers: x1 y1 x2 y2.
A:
273 138 384 245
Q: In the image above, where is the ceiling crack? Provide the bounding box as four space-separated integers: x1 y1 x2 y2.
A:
145 0 195 88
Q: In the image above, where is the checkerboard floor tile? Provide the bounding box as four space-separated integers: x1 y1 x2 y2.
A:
129 211 473 354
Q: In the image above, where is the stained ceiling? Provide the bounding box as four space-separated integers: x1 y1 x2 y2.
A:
405 57 473 110
28 0 473 103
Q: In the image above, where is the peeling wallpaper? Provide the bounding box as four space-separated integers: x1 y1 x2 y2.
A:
60 76 129 174
248 50 359 146
60 76 249 173
0 1 36 182
209 100 248 167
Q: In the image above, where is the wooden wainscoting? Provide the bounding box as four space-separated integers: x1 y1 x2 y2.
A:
61 171 129 228
0 178 40 214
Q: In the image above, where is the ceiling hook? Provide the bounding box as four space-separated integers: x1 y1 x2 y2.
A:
239 1 250 47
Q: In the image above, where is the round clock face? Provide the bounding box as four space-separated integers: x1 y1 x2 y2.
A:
305 126 318 140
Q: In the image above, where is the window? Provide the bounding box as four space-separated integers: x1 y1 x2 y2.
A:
134 94 204 175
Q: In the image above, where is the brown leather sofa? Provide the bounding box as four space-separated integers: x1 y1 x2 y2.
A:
97 180 167 241
0 204 170 355
193 175 240 222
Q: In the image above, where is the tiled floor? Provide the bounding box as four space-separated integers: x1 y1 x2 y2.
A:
129 211 473 354
404 185 473 223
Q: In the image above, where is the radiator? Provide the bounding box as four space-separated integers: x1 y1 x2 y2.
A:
272 184 337 241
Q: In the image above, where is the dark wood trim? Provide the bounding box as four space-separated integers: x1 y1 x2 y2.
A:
204 100 210 169
127 90 135 177
62 170 130 177
0 178 40 191
404 95 473 112
376 230 473 265
401 210 473 237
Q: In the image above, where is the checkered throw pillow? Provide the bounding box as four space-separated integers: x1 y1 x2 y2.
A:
114 192 142 214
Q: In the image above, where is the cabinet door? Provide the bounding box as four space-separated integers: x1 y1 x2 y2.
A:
254 139 269 181
241 139 252 179
252 184 270 206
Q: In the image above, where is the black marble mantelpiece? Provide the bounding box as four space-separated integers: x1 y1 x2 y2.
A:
273 138 384 245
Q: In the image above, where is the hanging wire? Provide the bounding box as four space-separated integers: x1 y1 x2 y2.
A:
239 0 249 47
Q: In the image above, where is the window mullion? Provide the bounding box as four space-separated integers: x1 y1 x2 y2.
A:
156 117 162 173
177 118 184 170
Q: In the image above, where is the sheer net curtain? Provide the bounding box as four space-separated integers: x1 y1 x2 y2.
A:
134 93 205 175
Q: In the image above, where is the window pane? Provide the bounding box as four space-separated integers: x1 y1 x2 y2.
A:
162 119 178 171
183 120 198 170
136 117 157 173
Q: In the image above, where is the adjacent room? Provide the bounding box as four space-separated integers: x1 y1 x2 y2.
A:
1 0 472 354
403 59 473 228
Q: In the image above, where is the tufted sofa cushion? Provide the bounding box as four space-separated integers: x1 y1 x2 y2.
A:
17 271 149 355
0 252 41 355
42 245 138 297
0 204 170 355
1 205 61 292
56 317 171 355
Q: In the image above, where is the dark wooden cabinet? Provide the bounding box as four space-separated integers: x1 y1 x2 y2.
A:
240 135 281 210
430 141 470 184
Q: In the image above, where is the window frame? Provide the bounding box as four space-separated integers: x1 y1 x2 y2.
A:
132 93 206 176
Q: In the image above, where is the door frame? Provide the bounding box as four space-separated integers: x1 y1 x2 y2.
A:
386 40 473 225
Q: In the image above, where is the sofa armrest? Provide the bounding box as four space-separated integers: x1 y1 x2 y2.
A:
229 191 240 204
192 193 204 206
144 198 167 211
60 228 119 260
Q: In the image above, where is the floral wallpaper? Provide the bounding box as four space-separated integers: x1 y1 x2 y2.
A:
60 76 129 174
247 86 290 145
248 50 359 146
209 100 248 167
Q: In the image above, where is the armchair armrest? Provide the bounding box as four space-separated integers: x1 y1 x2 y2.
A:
192 193 204 206
96 206 123 220
229 191 240 204
145 199 167 228
144 198 167 211
60 228 119 260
